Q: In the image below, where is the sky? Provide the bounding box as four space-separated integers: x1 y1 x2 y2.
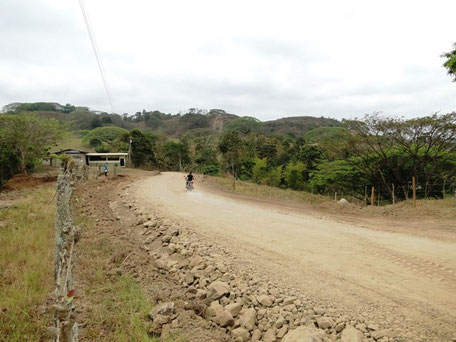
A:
0 0 455 121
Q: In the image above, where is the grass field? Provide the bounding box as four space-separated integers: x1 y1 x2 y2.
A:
54 132 93 152
0 185 55 341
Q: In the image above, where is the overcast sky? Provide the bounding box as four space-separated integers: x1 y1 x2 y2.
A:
1 0 455 120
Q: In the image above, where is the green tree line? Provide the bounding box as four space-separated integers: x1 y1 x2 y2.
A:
92 112 456 202
2 111 455 204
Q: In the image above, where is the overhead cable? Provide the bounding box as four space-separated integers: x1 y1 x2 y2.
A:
78 0 115 113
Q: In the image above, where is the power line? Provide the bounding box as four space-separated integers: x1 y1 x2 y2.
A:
78 0 115 113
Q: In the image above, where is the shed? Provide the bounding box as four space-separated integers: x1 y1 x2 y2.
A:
85 153 128 167
45 149 88 167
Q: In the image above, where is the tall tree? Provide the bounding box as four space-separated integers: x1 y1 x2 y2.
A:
442 43 456 81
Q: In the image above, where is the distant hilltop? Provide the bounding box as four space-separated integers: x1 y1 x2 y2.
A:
1 101 342 137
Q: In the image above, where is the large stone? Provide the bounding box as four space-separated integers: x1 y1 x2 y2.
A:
252 329 262 341
371 329 394 340
215 310 235 327
225 302 243 317
277 325 289 339
283 296 297 306
240 308 256 331
206 301 224 318
340 326 363 342
207 281 230 301
148 302 174 321
281 326 326 342
231 327 250 341
263 328 276 342
316 316 334 329
143 220 155 227
275 315 285 328
257 294 273 307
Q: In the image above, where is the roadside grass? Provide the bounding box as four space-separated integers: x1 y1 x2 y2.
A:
207 176 456 219
75 213 187 342
206 175 327 205
0 185 55 341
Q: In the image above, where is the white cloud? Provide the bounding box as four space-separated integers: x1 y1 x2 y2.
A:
1 0 455 119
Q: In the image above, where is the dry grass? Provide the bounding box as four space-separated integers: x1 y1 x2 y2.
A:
0 185 55 341
206 176 456 220
206 176 327 205
74 212 187 342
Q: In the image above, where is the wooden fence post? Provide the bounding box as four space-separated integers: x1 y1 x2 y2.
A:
53 173 78 342
370 186 375 206
412 176 416 208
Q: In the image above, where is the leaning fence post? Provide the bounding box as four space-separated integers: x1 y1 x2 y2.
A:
370 186 375 206
53 173 78 342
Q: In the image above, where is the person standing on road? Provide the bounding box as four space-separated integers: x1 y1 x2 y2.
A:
104 162 109 177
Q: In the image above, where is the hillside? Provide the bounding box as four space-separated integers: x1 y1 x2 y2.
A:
263 116 341 136
1 102 341 138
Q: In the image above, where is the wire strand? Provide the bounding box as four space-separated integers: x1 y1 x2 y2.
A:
78 0 115 113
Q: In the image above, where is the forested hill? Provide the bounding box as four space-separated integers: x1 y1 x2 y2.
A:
0 102 341 137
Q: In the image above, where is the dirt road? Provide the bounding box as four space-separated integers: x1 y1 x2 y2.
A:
133 172 456 341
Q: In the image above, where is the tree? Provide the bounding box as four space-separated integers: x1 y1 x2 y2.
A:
442 43 456 81
90 116 102 129
284 162 306 190
347 112 456 198
0 114 65 174
0 142 20 186
227 116 262 134
82 126 129 147
128 130 157 167
218 131 245 177
163 141 190 171
252 158 281 186
309 160 367 195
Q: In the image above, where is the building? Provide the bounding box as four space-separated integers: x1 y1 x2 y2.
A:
45 149 128 167
85 153 128 167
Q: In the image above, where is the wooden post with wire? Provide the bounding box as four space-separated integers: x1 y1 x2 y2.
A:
370 186 375 206
412 176 416 208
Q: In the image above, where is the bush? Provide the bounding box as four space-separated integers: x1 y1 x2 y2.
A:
201 164 219 175
82 126 129 146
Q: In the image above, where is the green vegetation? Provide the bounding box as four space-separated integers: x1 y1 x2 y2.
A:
442 42 456 82
0 185 55 340
0 114 65 185
82 126 129 152
1 102 455 204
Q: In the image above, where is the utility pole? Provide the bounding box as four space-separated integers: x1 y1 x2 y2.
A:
127 138 132 168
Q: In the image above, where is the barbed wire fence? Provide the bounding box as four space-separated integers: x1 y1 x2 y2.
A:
329 179 456 206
